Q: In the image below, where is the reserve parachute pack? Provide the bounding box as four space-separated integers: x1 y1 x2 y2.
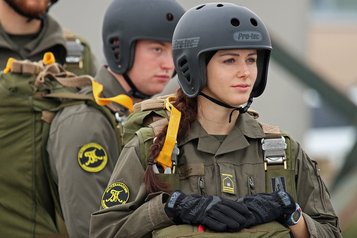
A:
0 53 128 238
121 95 297 238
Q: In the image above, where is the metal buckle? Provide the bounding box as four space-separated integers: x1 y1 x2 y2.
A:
65 38 84 69
115 112 128 125
262 137 287 171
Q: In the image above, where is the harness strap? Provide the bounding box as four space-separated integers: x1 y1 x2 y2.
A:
261 123 297 200
7 60 43 74
149 118 169 136
134 94 175 112
63 30 85 69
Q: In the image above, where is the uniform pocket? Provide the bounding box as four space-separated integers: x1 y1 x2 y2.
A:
177 163 205 194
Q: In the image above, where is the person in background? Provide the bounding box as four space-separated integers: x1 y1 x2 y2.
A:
0 0 97 76
46 0 185 237
0 0 96 237
90 2 342 238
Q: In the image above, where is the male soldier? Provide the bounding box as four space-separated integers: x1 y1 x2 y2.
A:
0 0 96 76
46 0 185 237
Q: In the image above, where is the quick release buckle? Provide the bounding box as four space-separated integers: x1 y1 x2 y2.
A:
65 38 84 69
262 136 287 171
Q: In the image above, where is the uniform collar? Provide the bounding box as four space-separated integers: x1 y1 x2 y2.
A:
30 16 66 55
94 65 127 98
179 112 265 155
0 15 66 56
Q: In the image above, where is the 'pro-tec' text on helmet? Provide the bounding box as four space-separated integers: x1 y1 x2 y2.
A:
173 3 272 98
102 0 185 74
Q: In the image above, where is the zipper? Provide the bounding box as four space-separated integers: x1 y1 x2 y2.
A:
312 161 327 210
247 176 255 195
198 177 206 195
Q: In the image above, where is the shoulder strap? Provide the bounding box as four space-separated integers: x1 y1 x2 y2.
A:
133 94 174 112
261 123 297 200
125 95 177 170
62 29 96 76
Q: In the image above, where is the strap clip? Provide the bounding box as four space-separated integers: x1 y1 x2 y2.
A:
262 136 287 171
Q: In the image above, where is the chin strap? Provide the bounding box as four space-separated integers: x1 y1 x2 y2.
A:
199 92 253 123
123 73 151 100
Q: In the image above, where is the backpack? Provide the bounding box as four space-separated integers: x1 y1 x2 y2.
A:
121 96 298 238
0 53 123 238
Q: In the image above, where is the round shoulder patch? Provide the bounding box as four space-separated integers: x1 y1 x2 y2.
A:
77 143 108 173
101 182 130 208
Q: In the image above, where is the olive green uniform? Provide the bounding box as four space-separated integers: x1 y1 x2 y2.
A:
47 66 128 238
90 112 341 238
0 15 96 76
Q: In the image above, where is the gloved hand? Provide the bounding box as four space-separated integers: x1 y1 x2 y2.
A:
238 191 297 227
165 191 254 232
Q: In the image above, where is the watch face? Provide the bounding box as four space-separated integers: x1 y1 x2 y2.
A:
292 208 302 222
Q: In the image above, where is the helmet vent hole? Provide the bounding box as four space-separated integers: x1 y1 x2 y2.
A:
196 4 205 10
186 74 191 83
231 18 240 27
217 4 224 7
166 13 174 21
178 57 191 83
250 18 258 26
109 37 120 63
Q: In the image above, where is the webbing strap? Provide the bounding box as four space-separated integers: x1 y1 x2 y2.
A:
92 79 133 112
3 52 55 74
149 118 169 136
133 94 175 113
155 96 181 172
261 123 297 200
262 137 287 170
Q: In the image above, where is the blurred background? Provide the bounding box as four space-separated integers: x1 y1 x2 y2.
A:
51 0 357 236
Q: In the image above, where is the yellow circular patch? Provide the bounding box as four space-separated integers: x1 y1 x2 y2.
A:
101 182 130 208
77 143 108 173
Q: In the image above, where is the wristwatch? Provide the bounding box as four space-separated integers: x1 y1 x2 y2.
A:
287 203 302 226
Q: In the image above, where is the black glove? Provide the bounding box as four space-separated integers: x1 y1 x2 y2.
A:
238 191 297 227
165 191 253 232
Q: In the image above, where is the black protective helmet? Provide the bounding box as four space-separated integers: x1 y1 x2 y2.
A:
102 0 185 75
173 2 272 98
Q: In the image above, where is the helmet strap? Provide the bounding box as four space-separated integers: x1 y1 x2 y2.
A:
123 73 151 100
199 92 253 123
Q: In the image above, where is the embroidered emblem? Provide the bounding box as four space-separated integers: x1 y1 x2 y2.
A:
101 182 130 208
77 143 108 173
221 173 235 194
271 176 286 192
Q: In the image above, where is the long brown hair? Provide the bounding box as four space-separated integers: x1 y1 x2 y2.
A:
144 88 197 193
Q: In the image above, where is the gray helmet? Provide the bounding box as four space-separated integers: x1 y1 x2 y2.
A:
173 3 272 98
102 0 185 74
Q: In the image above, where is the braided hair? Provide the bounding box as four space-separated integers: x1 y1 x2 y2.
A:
144 88 197 193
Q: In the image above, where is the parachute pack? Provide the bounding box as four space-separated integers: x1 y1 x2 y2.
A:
121 96 298 237
0 53 123 237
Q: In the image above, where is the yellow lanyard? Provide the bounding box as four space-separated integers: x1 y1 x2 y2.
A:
155 96 181 172
92 79 133 112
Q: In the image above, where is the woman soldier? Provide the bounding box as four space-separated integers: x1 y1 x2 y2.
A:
90 3 341 238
